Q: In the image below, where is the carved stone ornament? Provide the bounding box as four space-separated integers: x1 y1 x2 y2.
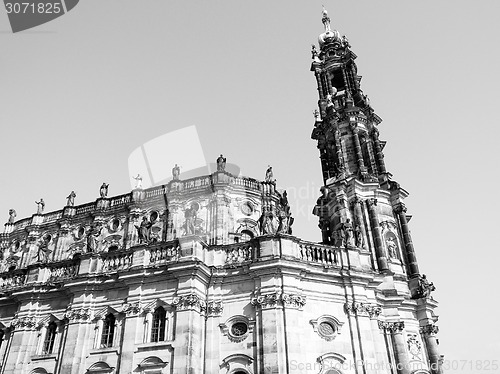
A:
420 324 439 336
206 300 224 316
344 302 381 318
172 294 206 313
393 202 407 214
407 334 422 359
64 308 93 322
380 220 398 232
378 320 405 333
121 301 142 315
251 292 306 309
414 274 436 299
11 316 38 330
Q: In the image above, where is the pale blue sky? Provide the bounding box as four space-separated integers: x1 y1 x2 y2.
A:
1 1 499 371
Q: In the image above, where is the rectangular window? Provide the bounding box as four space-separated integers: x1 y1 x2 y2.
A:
151 307 166 342
42 322 57 354
100 314 116 348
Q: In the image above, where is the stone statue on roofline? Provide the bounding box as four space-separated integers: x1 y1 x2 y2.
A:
133 174 143 189
99 183 109 198
172 164 180 180
8 209 16 224
265 166 274 182
35 199 45 215
66 191 76 207
216 154 226 172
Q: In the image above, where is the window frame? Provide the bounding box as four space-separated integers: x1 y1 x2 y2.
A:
150 306 167 343
41 321 57 354
100 313 116 348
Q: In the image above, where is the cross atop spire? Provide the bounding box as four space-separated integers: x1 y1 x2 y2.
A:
322 6 331 32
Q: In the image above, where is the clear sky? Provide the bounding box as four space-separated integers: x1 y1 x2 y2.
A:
1 1 499 372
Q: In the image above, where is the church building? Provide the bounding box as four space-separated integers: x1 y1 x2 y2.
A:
0 9 443 374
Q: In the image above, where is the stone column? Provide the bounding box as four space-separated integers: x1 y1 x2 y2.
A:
117 302 143 372
366 199 388 271
171 294 206 374
366 138 379 175
282 293 307 374
315 69 325 100
251 293 288 374
204 300 224 373
394 203 419 277
380 321 410 374
346 303 384 374
0 327 11 369
59 308 93 374
325 70 334 95
350 123 367 177
371 128 387 174
2 317 38 374
420 324 443 374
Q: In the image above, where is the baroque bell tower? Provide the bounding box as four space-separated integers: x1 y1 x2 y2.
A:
311 8 444 373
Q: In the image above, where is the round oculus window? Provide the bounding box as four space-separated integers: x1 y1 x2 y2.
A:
231 322 248 337
318 321 335 336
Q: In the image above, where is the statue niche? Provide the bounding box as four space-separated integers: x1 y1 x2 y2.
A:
385 233 400 260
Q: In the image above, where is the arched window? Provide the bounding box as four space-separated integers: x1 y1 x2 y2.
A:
100 313 115 348
42 322 57 354
151 307 166 342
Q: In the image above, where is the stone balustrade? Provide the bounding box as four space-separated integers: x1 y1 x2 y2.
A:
46 261 79 283
0 236 363 295
222 243 255 266
0 271 26 291
148 244 180 266
298 242 339 266
100 250 133 273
